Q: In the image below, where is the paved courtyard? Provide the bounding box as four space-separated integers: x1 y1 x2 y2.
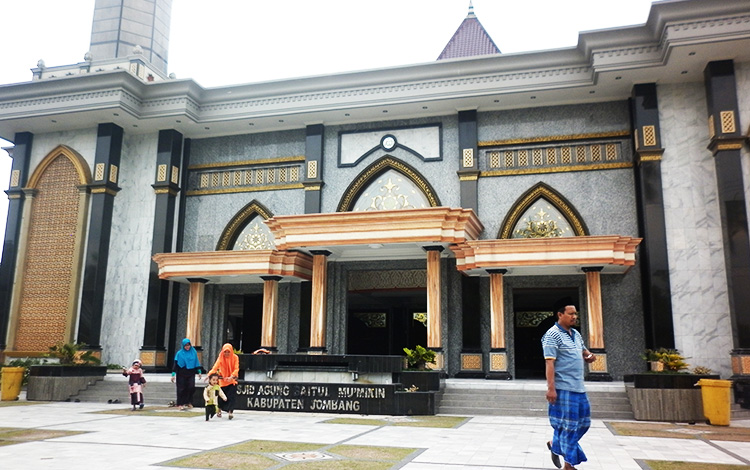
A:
1 398 749 470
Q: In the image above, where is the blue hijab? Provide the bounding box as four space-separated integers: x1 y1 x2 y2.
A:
174 338 201 369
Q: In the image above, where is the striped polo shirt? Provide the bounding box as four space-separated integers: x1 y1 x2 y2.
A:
541 322 586 393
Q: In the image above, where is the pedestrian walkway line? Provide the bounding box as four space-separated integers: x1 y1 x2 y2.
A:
698 436 750 465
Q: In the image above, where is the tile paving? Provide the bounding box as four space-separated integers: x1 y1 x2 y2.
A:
0 395 749 469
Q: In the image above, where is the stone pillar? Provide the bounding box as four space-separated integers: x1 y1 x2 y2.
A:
457 110 479 211
583 267 611 380
185 278 207 348
487 269 510 379
424 246 444 368
141 129 183 370
78 123 123 349
303 124 324 214
309 250 331 352
261 276 282 351
704 61 750 377
0 132 32 351
631 83 675 350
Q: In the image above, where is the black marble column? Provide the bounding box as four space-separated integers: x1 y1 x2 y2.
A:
703 61 750 374
303 124 324 214
77 124 123 348
457 110 479 211
630 84 675 349
167 138 190 367
0 132 33 350
142 130 183 369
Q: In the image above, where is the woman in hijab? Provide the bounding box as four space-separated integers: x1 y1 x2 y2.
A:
207 343 240 419
171 338 202 410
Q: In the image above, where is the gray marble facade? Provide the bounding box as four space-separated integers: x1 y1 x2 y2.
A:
182 99 647 377
658 81 734 378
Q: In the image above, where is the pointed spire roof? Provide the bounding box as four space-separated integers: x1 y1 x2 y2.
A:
437 2 500 60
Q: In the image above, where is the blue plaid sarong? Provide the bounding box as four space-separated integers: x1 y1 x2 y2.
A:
549 389 590 466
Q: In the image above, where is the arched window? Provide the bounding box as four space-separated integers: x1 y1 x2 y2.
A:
337 156 440 212
499 183 587 239
216 200 275 251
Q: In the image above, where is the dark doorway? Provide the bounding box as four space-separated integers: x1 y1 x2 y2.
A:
513 288 579 379
226 294 263 353
347 289 427 356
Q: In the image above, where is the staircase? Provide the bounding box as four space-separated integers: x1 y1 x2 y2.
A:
70 373 179 405
437 379 634 420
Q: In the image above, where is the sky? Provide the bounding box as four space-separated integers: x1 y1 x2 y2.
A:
0 0 657 256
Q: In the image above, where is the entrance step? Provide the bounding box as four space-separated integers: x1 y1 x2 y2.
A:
67 373 179 405
437 379 634 420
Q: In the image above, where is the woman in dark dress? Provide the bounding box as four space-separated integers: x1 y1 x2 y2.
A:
171 338 202 410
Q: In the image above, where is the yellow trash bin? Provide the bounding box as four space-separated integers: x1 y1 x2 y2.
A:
696 378 732 426
1 367 25 401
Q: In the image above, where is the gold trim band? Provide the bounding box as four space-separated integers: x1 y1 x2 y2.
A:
189 156 306 170
187 183 303 196
479 131 630 148
481 162 632 177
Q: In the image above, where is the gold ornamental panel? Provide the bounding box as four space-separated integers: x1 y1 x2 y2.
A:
642 125 656 147
708 115 716 139
489 352 507 372
10 170 19 187
139 351 156 367
307 160 318 179
109 164 118 184
462 148 474 168
95 163 105 181
460 353 482 371
721 111 736 134
157 164 167 182
14 155 83 351
732 355 750 375
588 353 608 373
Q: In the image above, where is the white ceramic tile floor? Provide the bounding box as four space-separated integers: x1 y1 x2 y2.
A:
0 402 748 470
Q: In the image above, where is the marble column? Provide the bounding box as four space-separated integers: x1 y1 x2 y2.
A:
424 246 444 368
0 132 32 351
261 276 282 351
185 278 207 348
142 129 183 370
583 267 611 380
487 269 510 379
704 60 750 376
631 83 675 349
309 250 331 352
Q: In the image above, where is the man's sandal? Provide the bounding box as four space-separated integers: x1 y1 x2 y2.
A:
547 441 562 469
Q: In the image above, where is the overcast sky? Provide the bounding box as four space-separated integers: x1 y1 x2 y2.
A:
0 0 657 255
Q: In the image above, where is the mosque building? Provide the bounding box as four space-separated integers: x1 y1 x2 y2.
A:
0 0 749 386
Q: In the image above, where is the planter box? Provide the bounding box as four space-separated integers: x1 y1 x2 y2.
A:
393 370 441 392
632 373 719 389
27 365 107 401
626 374 720 422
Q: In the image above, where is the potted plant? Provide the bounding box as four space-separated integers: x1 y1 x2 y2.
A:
403 345 436 371
27 342 107 401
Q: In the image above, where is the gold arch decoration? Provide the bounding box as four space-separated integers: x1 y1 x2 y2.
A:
499 183 588 239
337 156 441 212
27 145 92 188
11 145 91 351
216 200 274 250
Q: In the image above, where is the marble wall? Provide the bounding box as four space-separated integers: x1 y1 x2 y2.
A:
100 132 159 368
658 81 733 377
735 61 750 244
29 129 98 171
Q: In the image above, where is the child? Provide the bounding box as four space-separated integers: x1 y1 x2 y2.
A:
122 359 146 411
203 373 227 421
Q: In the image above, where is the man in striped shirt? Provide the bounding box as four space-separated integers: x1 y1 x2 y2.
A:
542 304 597 470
